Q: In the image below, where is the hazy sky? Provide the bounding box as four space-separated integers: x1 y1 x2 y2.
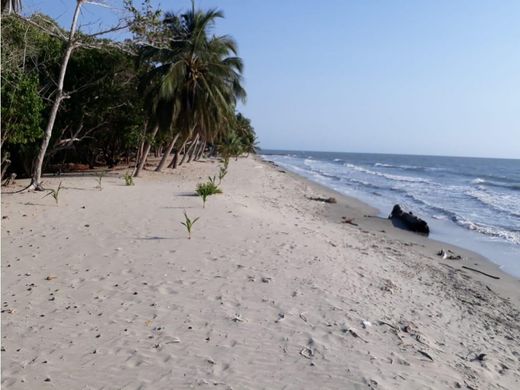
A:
23 0 520 158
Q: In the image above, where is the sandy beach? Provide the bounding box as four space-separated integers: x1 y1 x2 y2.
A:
2 156 519 389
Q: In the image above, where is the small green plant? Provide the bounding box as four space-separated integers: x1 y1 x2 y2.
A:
208 175 217 186
42 182 63 205
218 163 228 184
196 180 222 208
181 211 199 239
95 170 106 190
123 172 134 186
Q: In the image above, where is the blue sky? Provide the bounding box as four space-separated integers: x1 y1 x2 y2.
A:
23 0 520 158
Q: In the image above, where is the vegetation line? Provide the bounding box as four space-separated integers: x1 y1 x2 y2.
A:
1 0 257 187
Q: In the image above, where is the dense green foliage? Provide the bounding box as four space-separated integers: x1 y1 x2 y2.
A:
0 4 257 181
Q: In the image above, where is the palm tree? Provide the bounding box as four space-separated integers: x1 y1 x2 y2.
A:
134 5 246 176
1 0 22 14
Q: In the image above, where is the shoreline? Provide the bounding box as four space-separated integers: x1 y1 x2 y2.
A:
259 155 520 280
258 156 520 303
2 156 520 388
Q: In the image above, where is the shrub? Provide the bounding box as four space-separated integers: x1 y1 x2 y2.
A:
123 171 134 186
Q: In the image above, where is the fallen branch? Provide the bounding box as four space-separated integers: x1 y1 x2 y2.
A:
462 266 500 280
307 196 336 204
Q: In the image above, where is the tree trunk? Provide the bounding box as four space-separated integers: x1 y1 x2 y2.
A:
155 132 180 172
134 124 159 177
176 142 187 167
195 140 206 160
29 0 84 190
191 141 201 162
169 136 188 168
180 133 199 166
187 133 200 163
187 141 198 163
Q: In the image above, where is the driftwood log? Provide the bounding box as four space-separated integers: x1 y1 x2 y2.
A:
389 204 430 235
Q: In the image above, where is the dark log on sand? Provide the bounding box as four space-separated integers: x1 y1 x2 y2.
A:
389 204 430 235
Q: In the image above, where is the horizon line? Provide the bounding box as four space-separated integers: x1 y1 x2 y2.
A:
258 147 520 161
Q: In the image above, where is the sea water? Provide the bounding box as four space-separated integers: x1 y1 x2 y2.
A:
261 150 520 277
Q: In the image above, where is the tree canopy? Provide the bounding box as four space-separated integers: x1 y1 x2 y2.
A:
0 3 257 183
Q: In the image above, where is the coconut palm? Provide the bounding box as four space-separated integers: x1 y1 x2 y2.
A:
1 0 22 14
134 5 246 176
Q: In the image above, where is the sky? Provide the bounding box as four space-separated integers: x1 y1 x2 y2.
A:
22 0 520 159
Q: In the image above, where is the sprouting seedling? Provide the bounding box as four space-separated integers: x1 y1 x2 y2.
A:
181 211 199 239
196 181 222 208
42 182 63 205
95 170 106 190
218 165 228 184
123 171 134 186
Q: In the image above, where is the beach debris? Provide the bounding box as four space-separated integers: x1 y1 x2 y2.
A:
275 313 285 323
341 216 359 226
362 320 372 329
261 276 272 283
388 204 429 235
437 249 462 260
307 196 337 204
417 350 434 361
380 279 399 294
45 275 57 281
377 320 399 331
232 314 245 322
342 325 369 343
348 328 368 343
300 347 314 359
462 266 500 280
470 353 487 362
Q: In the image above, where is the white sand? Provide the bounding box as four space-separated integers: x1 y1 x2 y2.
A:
2 157 519 389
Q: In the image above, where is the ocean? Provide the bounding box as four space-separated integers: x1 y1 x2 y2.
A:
260 150 520 276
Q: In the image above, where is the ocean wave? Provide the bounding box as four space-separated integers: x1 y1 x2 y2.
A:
471 178 520 191
374 162 421 170
345 163 431 183
452 217 520 245
405 192 520 244
465 189 520 218
403 192 520 245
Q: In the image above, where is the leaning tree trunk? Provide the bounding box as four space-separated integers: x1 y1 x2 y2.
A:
179 133 199 166
168 137 185 168
155 132 180 172
187 134 201 163
134 124 159 177
196 140 206 160
190 141 202 162
169 135 188 168
29 0 84 190
175 141 187 167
